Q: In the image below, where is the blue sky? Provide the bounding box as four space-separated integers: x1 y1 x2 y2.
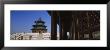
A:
11 10 51 33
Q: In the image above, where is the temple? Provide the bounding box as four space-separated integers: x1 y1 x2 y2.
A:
31 17 47 33
10 11 100 40
48 11 100 40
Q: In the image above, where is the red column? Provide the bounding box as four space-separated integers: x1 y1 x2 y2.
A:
51 11 57 40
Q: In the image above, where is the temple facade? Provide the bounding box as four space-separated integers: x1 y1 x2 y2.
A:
31 17 47 33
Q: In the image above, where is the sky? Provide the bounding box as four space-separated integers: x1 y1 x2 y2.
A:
11 10 52 33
